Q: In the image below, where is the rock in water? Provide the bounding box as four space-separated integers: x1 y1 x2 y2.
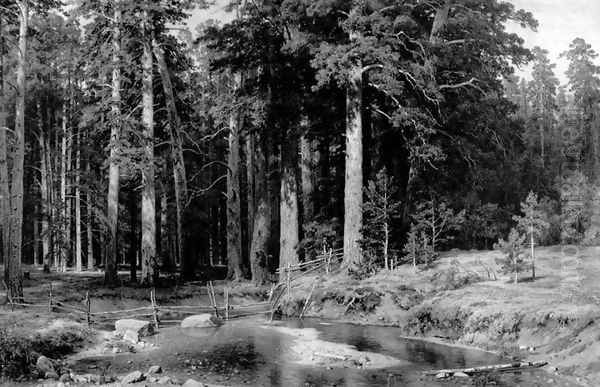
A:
123 329 139 344
115 319 154 337
181 314 222 329
121 370 145 384
147 365 162 375
36 356 56 375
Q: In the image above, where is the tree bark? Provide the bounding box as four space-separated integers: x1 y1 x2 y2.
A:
279 135 300 278
38 102 50 272
250 134 271 285
343 65 364 269
152 37 188 276
105 0 122 286
6 0 28 300
86 161 94 271
0 17 10 269
75 130 82 272
227 73 243 280
59 103 68 272
129 189 138 282
140 7 156 285
300 121 314 224
246 131 255 257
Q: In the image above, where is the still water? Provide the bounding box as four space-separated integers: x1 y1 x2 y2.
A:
69 318 561 386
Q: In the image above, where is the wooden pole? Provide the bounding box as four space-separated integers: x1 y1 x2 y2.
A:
224 287 229 321
48 283 53 313
151 289 160 331
85 291 91 326
286 262 291 301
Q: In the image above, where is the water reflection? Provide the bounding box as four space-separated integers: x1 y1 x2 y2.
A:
70 318 548 387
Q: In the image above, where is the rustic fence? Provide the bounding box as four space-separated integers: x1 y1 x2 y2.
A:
3 281 273 330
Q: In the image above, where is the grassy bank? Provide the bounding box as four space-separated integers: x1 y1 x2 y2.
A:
279 246 600 386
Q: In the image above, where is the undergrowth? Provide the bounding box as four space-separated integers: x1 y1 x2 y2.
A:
0 325 91 379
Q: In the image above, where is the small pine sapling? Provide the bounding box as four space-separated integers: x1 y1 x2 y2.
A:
411 197 465 253
494 228 527 284
512 192 549 280
361 168 402 270
401 224 437 268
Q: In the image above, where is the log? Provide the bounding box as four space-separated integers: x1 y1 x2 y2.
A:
424 361 548 377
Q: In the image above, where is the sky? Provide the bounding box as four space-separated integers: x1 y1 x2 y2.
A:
188 0 600 85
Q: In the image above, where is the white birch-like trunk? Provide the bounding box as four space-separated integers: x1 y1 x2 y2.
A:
37 102 50 271
59 104 68 272
86 161 94 271
140 8 156 285
75 132 82 272
105 0 122 285
227 73 243 280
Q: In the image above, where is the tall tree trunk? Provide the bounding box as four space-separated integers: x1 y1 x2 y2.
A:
129 189 138 283
159 189 170 270
75 131 82 272
299 124 314 224
279 135 300 278
33 205 39 266
152 37 188 277
0 17 10 268
227 74 243 280
38 103 50 272
105 0 122 285
246 132 255 258
59 103 68 272
250 133 271 285
6 1 28 300
86 161 94 271
140 8 156 285
343 65 364 269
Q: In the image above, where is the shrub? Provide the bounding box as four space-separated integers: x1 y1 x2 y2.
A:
401 224 438 268
494 228 527 284
298 218 341 260
0 329 35 378
431 260 483 291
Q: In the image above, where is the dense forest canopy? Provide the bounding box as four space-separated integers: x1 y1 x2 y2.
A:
0 0 599 298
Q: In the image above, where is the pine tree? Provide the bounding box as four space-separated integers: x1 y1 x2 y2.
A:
361 168 401 271
512 192 549 280
495 229 527 284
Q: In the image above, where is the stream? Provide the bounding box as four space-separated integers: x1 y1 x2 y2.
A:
64 317 566 386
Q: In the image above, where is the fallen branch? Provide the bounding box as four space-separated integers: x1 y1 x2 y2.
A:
424 361 548 377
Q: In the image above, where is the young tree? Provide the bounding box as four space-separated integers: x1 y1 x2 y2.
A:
361 168 401 270
495 228 527 284
512 192 549 280
411 198 465 253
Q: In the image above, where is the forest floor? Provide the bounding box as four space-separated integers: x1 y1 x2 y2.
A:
1 246 599 386
281 245 600 386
